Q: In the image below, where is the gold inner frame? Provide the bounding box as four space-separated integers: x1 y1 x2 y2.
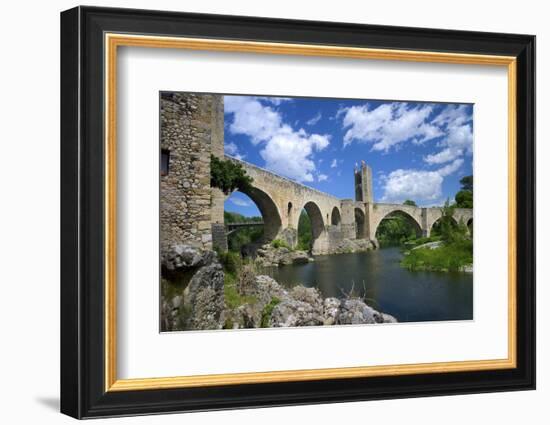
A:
104 33 517 392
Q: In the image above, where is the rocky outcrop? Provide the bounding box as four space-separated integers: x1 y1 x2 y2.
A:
161 245 396 331
225 274 397 329
162 244 216 271
182 261 225 330
328 238 374 255
338 299 396 324
255 244 312 267
161 245 225 331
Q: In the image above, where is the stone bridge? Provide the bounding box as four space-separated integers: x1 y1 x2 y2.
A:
159 92 472 256
220 156 473 254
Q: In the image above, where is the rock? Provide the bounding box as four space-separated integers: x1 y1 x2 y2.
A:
223 275 290 330
412 241 442 251
337 299 378 325
255 244 313 267
323 297 341 325
381 313 398 323
254 275 289 303
162 244 215 271
183 261 225 330
290 251 310 264
329 238 374 255
290 286 323 307
172 295 182 309
270 298 324 327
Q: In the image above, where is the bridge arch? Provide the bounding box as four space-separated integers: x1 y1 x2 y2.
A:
236 187 282 242
300 201 327 254
331 206 341 226
372 208 423 241
430 215 458 236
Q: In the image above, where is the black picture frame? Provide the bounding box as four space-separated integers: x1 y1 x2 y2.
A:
60 5 536 419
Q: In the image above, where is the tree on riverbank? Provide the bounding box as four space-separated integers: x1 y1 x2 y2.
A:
297 210 312 251
455 175 473 208
375 200 421 246
402 199 472 272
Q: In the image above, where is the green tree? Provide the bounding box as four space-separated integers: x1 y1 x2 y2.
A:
297 210 312 251
376 212 418 247
455 190 473 208
433 198 469 244
403 199 417 206
210 155 253 195
455 175 473 208
460 175 473 192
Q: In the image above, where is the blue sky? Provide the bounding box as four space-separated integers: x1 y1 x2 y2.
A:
223 95 473 217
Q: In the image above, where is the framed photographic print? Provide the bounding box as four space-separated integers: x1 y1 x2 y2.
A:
60 6 535 419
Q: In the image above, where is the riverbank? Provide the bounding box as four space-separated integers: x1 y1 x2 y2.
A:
253 237 375 268
161 244 397 331
401 239 473 272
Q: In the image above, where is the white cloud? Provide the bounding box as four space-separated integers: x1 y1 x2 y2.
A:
225 96 330 182
306 112 322 126
224 96 282 145
224 142 245 160
339 102 473 167
229 196 253 207
317 174 328 182
381 159 463 204
423 105 473 165
340 102 442 150
330 159 342 168
256 97 292 106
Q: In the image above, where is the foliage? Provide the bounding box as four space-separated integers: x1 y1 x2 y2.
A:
455 190 473 208
260 297 281 328
210 155 253 195
271 239 291 250
431 199 470 244
401 238 473 272
224 211 263 252
402 199 472 272
455 175 473 208
220 253 257 310
460 175 474 192
223 272 256 310
403 199 417 206
406 235 441 248
297 210 312 251
217 249 242 275
376 212 418 247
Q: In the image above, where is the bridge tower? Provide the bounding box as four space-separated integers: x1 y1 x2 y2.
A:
354 161 373 203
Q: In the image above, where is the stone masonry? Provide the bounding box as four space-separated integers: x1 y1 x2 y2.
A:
160 93 473 257
160 92 223 254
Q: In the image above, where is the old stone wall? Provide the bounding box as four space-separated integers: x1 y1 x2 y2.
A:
160 92 222 255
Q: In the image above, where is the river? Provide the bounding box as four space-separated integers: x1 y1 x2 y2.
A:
266 247 473 323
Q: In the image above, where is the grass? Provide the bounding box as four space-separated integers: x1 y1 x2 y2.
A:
260 297 281 328
223 272 257 309
271 239 292 250
401 239 473 272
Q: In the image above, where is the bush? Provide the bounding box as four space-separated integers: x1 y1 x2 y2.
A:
223 272 256 309
218 250 242 275
210 155 253 195
401 239 473 272
271 239 291 250
261 297 281 328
